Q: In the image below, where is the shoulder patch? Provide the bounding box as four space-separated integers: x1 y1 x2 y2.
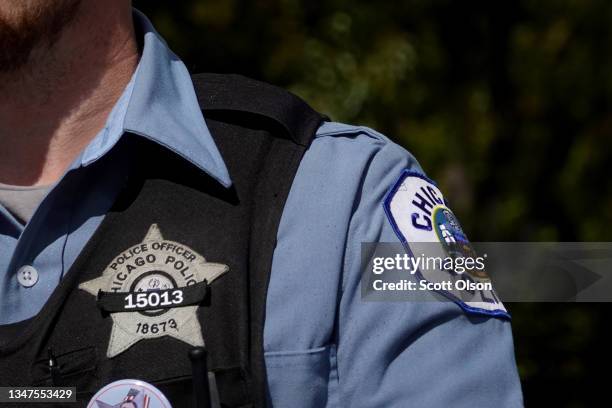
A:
383 170 509 318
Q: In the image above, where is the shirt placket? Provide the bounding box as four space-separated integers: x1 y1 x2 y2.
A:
0 178 75 324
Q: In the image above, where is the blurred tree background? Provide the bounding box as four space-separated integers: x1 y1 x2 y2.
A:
136 0 612 406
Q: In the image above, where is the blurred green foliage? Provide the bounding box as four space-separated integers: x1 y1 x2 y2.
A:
136 1 611 405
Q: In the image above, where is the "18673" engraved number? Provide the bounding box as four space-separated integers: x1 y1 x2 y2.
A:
136 318 178 334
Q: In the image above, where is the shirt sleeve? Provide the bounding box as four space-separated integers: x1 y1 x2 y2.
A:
336 131 524 407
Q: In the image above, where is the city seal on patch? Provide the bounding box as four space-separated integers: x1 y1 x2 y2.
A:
383 170 508 318
87 379 172 408
79 224 229 358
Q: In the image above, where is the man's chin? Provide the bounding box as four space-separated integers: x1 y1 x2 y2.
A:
0 0 81 73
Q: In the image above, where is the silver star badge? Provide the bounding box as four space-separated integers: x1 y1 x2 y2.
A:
80 224 228 358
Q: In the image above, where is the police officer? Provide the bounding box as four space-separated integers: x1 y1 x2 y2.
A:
0 1 523 407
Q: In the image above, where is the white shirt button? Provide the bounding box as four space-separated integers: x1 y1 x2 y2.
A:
17 265 39 288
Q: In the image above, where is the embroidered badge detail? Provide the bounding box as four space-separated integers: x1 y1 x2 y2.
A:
79 224 229 358
383 170 508 318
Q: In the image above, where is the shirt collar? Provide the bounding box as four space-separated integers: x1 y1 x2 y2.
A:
80 9 232 188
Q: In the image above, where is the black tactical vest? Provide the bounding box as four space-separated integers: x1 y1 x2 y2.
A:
0 73 327 407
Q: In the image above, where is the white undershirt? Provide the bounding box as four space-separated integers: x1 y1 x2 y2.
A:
0 183 51 224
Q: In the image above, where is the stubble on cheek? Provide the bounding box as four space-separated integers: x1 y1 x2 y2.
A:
0 0 82 72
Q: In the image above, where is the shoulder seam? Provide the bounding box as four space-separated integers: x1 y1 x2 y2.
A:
315 123 388 142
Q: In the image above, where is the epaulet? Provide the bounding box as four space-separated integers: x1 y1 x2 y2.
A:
191 73 328 146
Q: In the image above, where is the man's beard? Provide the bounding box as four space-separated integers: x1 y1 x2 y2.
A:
0 0 82 72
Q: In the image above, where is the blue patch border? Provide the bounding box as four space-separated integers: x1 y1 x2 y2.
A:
382 169 511 320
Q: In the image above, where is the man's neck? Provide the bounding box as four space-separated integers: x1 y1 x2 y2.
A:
0 1 139 186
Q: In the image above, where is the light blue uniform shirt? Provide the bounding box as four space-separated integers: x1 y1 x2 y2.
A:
0 10 523 407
